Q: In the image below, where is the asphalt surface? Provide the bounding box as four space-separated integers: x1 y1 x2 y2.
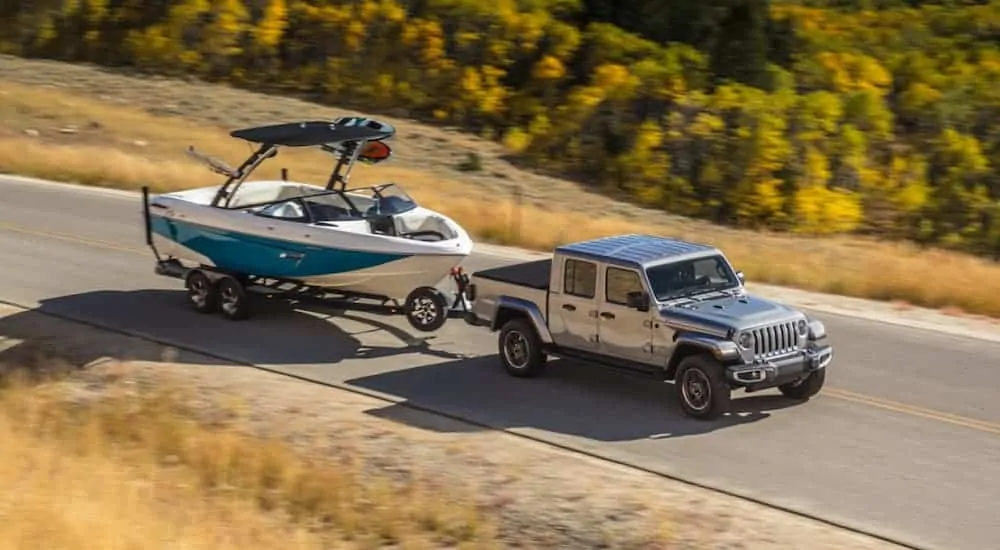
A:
2 176 999 550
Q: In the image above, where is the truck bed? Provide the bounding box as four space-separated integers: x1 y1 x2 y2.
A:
472 258 552 290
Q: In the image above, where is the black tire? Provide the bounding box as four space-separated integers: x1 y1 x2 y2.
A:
674 354 731 420
404 286 448 332
217 276 251 321
779 368 826 400
185 270 218 314
498 317 546 377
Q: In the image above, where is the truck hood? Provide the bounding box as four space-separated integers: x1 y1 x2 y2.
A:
658 291 801 333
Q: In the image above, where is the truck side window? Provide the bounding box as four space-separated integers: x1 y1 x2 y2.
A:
605 267 643 305
563 258 596 298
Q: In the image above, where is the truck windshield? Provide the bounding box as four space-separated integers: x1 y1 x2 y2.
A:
646 254 741 301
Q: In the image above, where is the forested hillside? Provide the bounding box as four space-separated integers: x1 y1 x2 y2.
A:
3 0 999 257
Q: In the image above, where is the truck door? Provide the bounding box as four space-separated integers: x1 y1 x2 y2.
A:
597 265 656 366
548 256 600 352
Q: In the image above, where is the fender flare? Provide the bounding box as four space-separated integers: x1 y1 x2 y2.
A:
491 296 554 344
666 332 742 378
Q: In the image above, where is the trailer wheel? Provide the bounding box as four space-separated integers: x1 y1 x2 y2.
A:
185 270 218 314
217 275 251 321
404 286 448 332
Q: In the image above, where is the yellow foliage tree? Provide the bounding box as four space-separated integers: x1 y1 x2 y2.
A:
812 52 892 95
792 185 864 235
253 0 288 51
199 0 250 75
532 55 567 81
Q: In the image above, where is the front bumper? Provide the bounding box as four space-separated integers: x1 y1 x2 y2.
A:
725 344 833 390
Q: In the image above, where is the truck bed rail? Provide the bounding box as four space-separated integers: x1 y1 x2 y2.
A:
472 258 552 290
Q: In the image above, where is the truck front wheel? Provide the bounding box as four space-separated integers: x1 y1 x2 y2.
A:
675 354 731 420
498 318 546 378
779 368 826 400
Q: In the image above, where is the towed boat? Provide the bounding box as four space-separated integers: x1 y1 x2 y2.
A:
141 115 475 331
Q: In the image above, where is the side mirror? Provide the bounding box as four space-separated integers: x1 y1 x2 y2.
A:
736 271 745 284
626 290 650 312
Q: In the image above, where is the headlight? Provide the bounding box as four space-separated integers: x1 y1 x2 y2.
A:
737 332 754 349
797 319 808 336
807 320 826 340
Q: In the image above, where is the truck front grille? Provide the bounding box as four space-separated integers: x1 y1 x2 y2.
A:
751 321 801 359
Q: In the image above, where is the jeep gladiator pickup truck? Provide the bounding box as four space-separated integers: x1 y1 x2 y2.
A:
464 234 833 419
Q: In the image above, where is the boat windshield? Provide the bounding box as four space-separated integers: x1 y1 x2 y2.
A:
343 183 418 216
645 254 742 301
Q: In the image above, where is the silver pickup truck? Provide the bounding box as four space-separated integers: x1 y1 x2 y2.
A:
464 234 833 419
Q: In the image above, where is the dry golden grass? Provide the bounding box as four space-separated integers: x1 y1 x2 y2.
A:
2 80 1000 318
0 364 499 550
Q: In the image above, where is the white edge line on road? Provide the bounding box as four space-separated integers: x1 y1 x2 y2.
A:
4 173 999 344
2 173 141 199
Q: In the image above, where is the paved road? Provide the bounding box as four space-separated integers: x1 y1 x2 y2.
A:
2 176 999 550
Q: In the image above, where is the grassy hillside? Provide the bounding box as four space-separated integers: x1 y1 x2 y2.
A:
1 0 1000 259
2 55 1000 318
0 368 500 550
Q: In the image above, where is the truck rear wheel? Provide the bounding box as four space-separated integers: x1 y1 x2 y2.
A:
675 354 731 420
498 317 546 377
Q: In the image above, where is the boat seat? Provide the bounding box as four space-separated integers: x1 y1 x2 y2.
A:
368 214 397 236
254 200 308 221
306 201 357 221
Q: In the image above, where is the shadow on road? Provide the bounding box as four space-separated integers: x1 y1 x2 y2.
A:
350 356 804 441
2 288 806 442
0 288 464 369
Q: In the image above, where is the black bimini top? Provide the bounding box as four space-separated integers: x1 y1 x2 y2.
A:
229 117 396 147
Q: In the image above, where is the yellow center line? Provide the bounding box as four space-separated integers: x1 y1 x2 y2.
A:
2 221 999 436
823 388 1000 435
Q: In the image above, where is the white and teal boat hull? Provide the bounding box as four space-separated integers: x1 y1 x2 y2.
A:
148 180 473 301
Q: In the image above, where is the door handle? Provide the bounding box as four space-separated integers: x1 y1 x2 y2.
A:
600 311 615 320
561 304 576 311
